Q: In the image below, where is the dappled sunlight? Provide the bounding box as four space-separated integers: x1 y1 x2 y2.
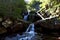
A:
0 0 60 40
24 0 32 4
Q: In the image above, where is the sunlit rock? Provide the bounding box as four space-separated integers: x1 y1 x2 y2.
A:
0 18 2 22
2 20 13 28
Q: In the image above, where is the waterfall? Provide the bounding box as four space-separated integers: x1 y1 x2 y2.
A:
26 23 34 32
23 10 30 21
17 9 36 40
17 23 36 40
23 15 28 21
5 10 36 40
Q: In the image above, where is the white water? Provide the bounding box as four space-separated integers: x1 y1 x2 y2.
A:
23 15 28 21
18 23 36 40
5 23 36 40
5 10 36 40
23 9 30 21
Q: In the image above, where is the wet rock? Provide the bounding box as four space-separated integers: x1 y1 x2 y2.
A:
0 18 2 22
34 18 60 36
0 27 7 34
2 18 13 28
0 17 30 35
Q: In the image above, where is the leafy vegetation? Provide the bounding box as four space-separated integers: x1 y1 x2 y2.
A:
0 0 60 20
27 0 60 20
0 0 26 19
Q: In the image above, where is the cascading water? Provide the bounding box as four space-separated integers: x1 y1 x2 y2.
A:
23 15 28 21
4 0 44 40
26 23 35 32
17 23 36 40
5 9 37 40
17 9 36 40
23 10 30 21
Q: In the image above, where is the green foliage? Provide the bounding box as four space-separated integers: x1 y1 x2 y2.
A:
27 0 60 21
28 0 60 13
40 0 60 12
0 0 26 19
40 0 60 20
26 0 36 11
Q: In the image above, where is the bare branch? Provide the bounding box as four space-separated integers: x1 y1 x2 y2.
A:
36 12 59 21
